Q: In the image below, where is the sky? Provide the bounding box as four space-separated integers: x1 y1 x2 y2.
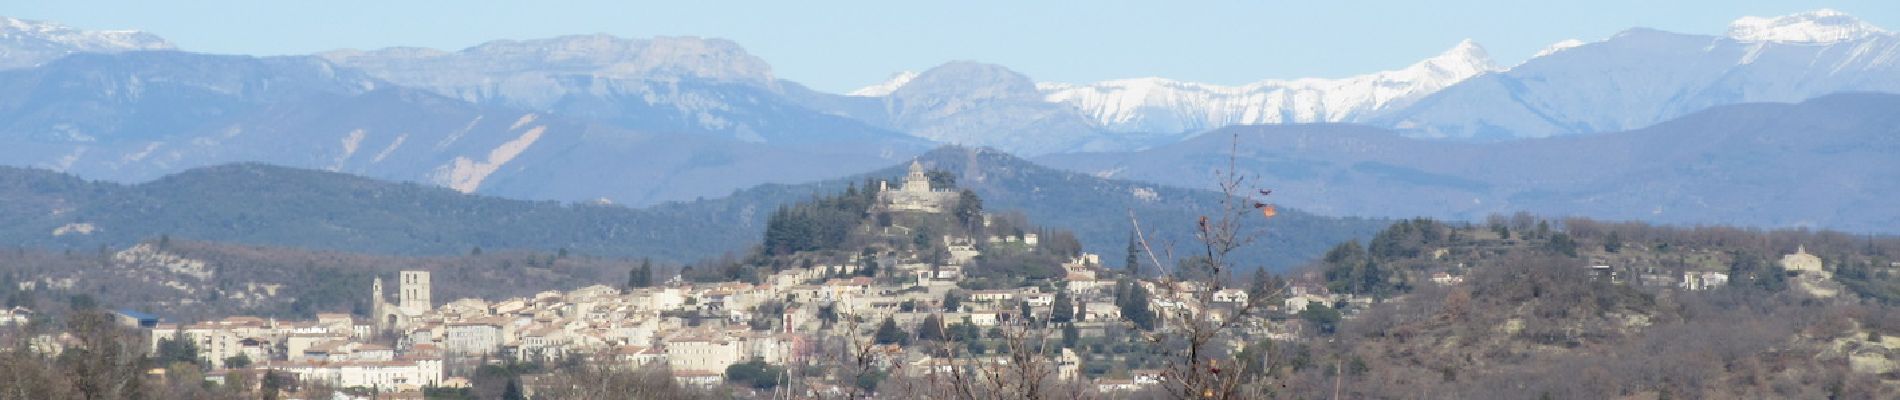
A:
8 1 1898 93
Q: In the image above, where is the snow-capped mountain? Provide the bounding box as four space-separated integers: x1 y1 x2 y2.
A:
318 35 780 107
0 51 920 207
848 71 917 96
1379 9 1900 139
320 35 927 149
0 16 174 69
1530 39 1585 58
839 40 1499 144
1035 40 1499 134
1727 8 1887 43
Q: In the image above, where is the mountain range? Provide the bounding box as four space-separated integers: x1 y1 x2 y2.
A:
841 9 1900 146
1038 93 1900 234
0 9 1894 237
0 50 925 206
1376 9 1900 139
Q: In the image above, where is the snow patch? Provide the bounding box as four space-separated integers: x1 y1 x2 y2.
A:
510 113 539 130
53 147 86 172
373 134 408 163
437 115 484 150
1728 9 1888 43
1132 187 1159 202
1532 39 1586 58
52 223 97 236
434 125 547 193
848 71 919 96
331 129 366 171
122 142 162 163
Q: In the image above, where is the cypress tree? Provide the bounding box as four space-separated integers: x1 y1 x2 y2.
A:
1051 290 1075 323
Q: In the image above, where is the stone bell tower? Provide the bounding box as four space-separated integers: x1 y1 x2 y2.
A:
398 270 432 315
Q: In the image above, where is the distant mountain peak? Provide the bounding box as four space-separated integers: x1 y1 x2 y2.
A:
0 16 172 49
1408 39 1500 78
321 34 776 84
848 70 918 97
894 61 1040 101
1531 39 1586 58
0 16 174 70
1727 9 1888 43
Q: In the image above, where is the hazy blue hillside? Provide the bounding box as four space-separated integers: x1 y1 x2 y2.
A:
0 147 1385 271
0 51 919 206
319 35 933 151
1040 93 1900 234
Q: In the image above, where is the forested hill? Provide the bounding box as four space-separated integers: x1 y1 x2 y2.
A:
0 163 746 262
0 147 1386 269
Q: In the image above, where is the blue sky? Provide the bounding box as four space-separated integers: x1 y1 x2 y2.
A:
9 1 1896 92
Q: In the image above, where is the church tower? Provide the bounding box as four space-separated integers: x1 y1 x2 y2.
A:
398 270 432 314
372 276 386 313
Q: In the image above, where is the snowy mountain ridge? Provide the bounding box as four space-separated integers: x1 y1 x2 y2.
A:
1727 8 1888 43
0 16 174 69
1379 9 1900 140
848 70 918 96
1035 39 1499 133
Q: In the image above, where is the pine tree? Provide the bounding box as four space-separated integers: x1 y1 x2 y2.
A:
954 189 984 231
916 314 947 341
874 317 905 345
1249 268 1277 300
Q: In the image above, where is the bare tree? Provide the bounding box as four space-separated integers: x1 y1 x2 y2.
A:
1127 133 1286 400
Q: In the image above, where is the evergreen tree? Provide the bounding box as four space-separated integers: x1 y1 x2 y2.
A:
874 317 905 345
1249 268 1280 302
1125 231 1143 276
224 353 253 369
502 377 526 400
627 259 651 289
1120 282 1157 330
261 370 287 400
1546 233 1579 257
156 328 201 366
1051 290 1075 323
1061 323 1080 349
916 314 947 342
954 189 984 231
943 291 964 312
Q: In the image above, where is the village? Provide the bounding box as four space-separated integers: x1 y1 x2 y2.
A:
0 162 1868 398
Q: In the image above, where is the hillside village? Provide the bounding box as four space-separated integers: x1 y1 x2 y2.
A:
10 162 1300 397
3 163 1899 399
